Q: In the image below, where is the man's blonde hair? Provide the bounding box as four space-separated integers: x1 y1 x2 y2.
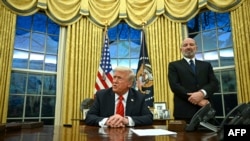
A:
113 66 135 82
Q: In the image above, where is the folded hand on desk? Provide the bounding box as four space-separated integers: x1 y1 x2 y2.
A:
106 114 129 127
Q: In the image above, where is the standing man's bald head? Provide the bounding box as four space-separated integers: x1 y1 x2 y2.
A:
180 38 197 59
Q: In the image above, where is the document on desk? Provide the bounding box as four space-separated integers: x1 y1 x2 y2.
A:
130 128 177 136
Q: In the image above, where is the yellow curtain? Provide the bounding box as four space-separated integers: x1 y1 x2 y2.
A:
62 17 103 125
230 0 250 103
1 0 244 27
0 4 16 123
146 16 182 118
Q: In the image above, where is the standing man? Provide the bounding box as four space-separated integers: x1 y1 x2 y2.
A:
168 38 219 123
85 66 153 127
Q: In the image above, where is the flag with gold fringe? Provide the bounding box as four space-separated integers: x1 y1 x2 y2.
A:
136 30 154 107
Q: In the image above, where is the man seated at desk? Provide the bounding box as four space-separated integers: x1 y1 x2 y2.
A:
85 66 153 127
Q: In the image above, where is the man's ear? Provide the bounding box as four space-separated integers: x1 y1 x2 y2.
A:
128 82 133 88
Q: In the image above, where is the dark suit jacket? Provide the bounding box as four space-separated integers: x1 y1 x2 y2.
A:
168 58 219 119
85 88 153 126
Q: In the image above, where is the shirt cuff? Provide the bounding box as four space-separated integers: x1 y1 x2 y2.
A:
99 118 108 127
200 89 207 97
126 116 135 127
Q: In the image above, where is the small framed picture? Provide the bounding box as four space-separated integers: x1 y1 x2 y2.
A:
154 102 167 110
153 102 170 119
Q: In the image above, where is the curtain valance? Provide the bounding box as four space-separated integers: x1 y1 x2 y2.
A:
1 0 244 28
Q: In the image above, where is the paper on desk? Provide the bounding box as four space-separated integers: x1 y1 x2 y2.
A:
130 128 177 136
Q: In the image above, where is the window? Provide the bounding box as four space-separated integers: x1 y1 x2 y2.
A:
8 13 60 125
187 11 237 124
108 23 141 73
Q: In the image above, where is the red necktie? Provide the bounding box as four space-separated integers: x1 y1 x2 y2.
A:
116 96 124 117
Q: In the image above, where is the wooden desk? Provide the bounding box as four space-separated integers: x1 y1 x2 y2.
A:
1 125 220 141
81 125 220 141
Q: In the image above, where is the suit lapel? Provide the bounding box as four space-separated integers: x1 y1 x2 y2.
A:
125 90 135 115
195 60 202 76
181 59 195 75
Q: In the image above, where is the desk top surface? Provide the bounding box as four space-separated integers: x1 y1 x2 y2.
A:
1 125 220 141
81 125 220 141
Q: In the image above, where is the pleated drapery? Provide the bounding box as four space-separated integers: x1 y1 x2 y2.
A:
230 0 250 103
1 0 244 27
62 18 103 125
0 5 16 123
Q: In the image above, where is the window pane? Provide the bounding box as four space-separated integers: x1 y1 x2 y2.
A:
220 48 234 66
48 18 60 35
216 13 230 28
111 59 118 68
202 30 217 51
46 35 59 54
9 72 27 94
117 59 130 67
131 40 141 58
187 17 200 33
214 72 221 93
118 41 130 58
218 29 232 48
33 13 47 33
204 51 219 67
27 74 42 94
16 16 32 29
200 12 216 30
109 27 117 41
221 70 236 92
42 96 55 116
43 75 57 95
14 29 30 50
195 52 203 60
110 42 118 58
29 53 44 70
8 95 24 117
31 32 46 52
118 24 129 40
45 55 57 71
130 29 140 40
193 33 202 52
12 50 29 69
25 96 41 117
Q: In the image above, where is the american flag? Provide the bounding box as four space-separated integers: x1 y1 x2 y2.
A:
94 31 113 94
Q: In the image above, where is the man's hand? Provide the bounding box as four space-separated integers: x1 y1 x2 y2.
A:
197 99 209 107
106 114 128 127
187 91 204 105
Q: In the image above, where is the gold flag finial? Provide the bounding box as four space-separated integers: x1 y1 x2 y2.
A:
141 20 147 29
104 20 110 32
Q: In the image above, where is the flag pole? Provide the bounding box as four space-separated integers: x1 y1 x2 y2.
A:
141 20 147 78
102 21 109 80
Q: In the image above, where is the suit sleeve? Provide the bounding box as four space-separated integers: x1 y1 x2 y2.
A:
168 62 190 100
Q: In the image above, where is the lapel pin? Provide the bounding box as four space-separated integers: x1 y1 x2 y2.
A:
131 99 134 102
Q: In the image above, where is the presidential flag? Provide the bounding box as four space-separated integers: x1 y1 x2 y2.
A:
136 30 154 107
94 30 113 94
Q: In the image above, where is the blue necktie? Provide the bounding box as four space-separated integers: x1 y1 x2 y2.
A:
189 60 195 72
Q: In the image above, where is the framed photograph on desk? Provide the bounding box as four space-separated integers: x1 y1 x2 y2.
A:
153 102 170 119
